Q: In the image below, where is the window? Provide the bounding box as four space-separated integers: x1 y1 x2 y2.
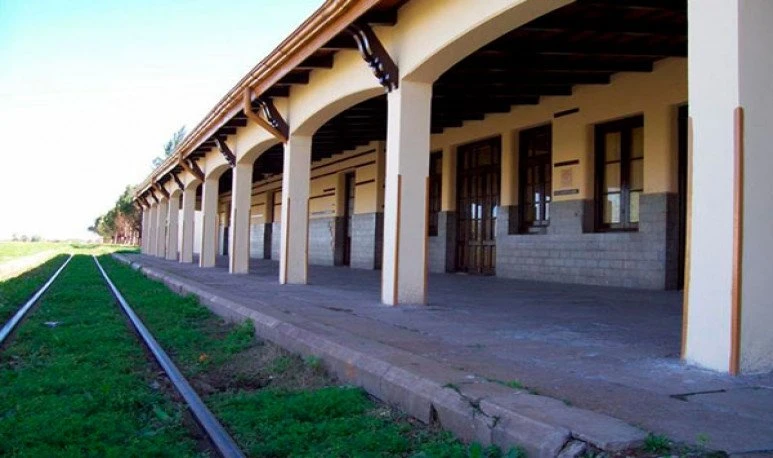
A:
595 116 644 231
428 151 443 236
519 125 552 232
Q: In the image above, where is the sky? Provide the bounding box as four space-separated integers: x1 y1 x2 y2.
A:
0 0 322 240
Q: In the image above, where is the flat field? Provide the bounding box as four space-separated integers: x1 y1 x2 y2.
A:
0 242 67 263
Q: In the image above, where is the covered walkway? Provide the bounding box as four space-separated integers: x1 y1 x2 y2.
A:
126 253 773 454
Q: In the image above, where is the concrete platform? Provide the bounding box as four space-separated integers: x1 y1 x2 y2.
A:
118 254 773 455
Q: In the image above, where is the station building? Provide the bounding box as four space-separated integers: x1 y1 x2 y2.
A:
134 0 773 375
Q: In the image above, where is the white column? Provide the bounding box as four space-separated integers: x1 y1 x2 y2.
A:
279 135 311 284
199 177 219 268
381 80 432 305
155 198 168 258
140 208 149 253
166 193 180 261
685 0 773 374
147 203 158 256
229 162 253 274
180 185 197 263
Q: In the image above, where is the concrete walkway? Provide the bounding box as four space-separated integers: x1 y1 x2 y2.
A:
122 254 773 455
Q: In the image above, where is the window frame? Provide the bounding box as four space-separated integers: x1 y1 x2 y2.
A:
594 115 644 232
518 124 553 233
428 151 443 237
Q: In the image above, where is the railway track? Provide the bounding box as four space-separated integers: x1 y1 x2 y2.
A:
93 255 245 458
0 254 73 346
0 254 245 458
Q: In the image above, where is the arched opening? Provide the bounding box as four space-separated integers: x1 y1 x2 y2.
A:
243 143 285 263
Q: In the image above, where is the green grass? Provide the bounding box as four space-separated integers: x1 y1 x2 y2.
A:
0 255 202 457
100 255 519 457
643 434 672 454
0 254 70 324
0 242 68 263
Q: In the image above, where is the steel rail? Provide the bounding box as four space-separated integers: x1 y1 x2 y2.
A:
0 254 74 346
92 256 245 458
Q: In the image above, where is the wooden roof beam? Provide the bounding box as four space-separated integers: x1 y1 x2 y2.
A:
296 55 335 69
320 35 359 50
361 9 398 26
275 71 311 86
576 0 686 12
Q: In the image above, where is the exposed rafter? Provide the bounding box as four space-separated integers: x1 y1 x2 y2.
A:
297 55 335 69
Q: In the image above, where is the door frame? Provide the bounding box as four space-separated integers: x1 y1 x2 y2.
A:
455 136 501 275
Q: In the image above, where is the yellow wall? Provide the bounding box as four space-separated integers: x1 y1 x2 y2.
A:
216 60 686 221
429 57 687 208
238 141 385 224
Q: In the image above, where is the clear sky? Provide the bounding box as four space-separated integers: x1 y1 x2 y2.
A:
0 0 321 240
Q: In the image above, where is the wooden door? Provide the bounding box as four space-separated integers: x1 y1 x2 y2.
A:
455 138 500 275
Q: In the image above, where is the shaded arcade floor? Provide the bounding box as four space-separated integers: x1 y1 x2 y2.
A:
129 254 773 453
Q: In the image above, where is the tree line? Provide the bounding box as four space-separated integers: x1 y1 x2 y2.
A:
89 126 186 245
88 185 141 244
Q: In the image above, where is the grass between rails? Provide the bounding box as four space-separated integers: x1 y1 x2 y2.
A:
100 255 522 458
0 254 71 324
0 254 203 456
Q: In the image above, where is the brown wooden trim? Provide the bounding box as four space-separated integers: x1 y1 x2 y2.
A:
243 89 288 143
309 192 336 200
423 176 429 305
312 150 376 171
154 182 170 199
252 151 377 188
554 159 579 168
182 159 205 181
393 175 402 305
259 96 290 141
171 0 381 164
172 173 185 191
229 208 237 272
312 161 377 181
214 137 236 167
730 106 745 375
346 22 399 91
356 179 376 186
305 198 310 280
681 115 693 360
282 198 290 284
594 115 644 232
553 107 580 118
